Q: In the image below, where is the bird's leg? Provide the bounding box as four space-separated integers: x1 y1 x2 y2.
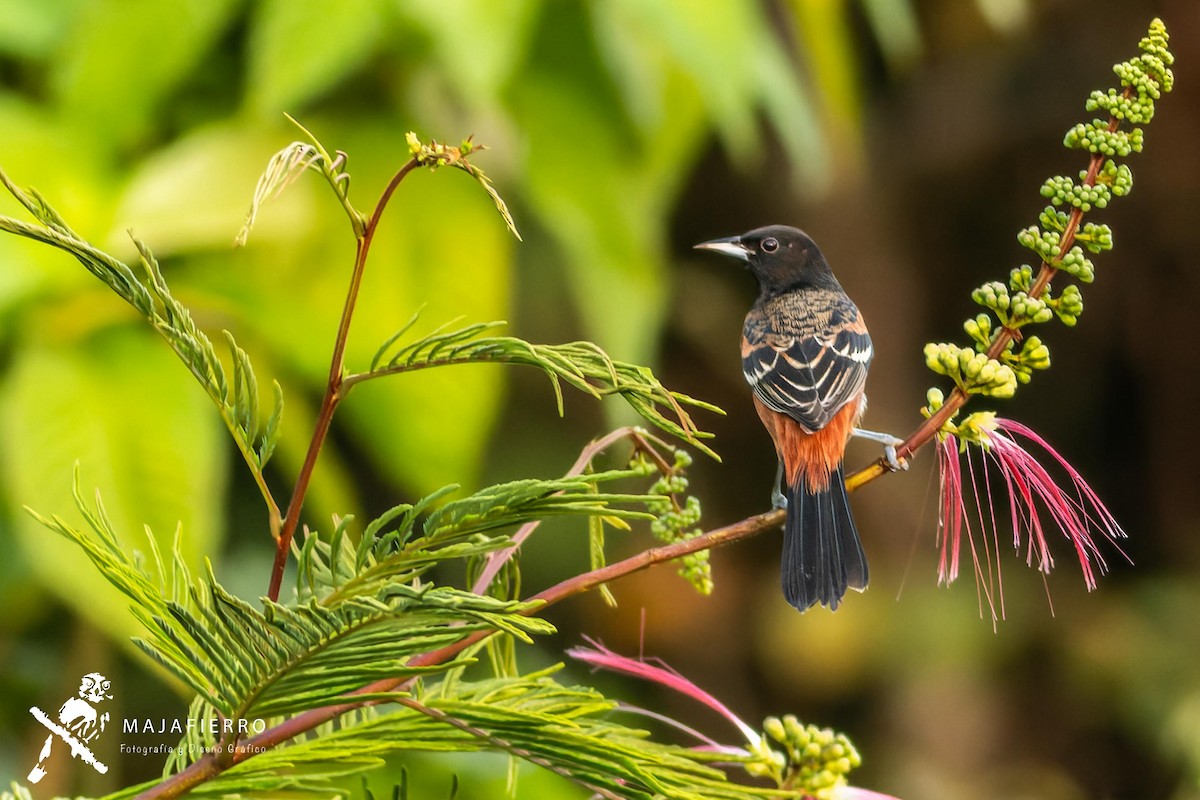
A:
771 460 787 510
852 427 908 472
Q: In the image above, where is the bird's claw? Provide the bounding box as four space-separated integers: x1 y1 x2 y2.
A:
852 427 909 472
771 488 788 510
882 442 907 472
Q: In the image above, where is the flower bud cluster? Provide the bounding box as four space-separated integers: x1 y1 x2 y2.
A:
924 343 1017 399
645 448 712 594
920 391 997 448
1095 159 1134 197
747 716 861 799
921 19 1171 427
1039 176 1111 212
1087 88 1154 124
1063 120 1143 157
1006 336 1051 384
405 132 480 169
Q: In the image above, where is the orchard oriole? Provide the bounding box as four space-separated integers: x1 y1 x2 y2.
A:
696 225 888 611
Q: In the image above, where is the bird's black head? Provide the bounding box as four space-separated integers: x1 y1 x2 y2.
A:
694 225 840 298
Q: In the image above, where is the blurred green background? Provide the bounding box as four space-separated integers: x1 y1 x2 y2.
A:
1 0 1197 797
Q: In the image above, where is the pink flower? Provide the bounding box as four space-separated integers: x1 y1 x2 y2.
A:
569 639 904 799
834 790 905 800
567 637 760 752
936 416 1127 619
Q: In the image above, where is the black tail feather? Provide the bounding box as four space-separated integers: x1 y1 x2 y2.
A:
781 464 868 611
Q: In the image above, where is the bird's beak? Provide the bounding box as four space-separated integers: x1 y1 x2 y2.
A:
693 235 750 262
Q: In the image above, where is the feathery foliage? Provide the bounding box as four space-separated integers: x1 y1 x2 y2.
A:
361 316 721 459
0 168 283 508
176 674 785 800
236 114 365 242
31 478 553 724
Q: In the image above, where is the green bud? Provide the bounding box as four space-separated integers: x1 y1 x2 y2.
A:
1051 284 1084 325
1010 264 1035 292
783 715 806 743
1038 206 1069 232
961 351 981 378
1077 221 1114 253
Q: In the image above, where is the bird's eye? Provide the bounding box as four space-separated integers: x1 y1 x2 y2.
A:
761 237 779 253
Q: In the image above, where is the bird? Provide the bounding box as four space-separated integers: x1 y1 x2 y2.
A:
695 225 884 611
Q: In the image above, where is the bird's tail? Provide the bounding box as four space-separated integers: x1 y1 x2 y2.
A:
782 464 868 610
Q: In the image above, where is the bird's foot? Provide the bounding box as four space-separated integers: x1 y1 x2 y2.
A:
852 427 909 472
771 487 788 510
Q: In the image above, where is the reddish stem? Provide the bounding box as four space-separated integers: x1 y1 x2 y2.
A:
266 159 421 601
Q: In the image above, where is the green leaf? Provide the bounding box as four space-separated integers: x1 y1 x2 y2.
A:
790 0 864 173
0 101 111 310
596 0 759 155
0 168 285 504
115 122 317 255
513 71 668 370
859 0 922 70
0 330 224 643
191 676 780 799
396 0 541 108
30 489 554 721
247 0 389 116
50 0 239 149
0 0 80 59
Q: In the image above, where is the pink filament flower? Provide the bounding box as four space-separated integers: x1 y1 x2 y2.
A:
568 639 904 800
936 417 1127 619
567 637 761 752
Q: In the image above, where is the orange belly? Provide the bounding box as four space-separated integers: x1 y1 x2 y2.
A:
752 395 863 492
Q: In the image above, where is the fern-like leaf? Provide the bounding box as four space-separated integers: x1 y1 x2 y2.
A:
311 457 688 605
0 170 282 510
357 319 722 459
236 114 365 243
31 482 554 723
183 674 777 800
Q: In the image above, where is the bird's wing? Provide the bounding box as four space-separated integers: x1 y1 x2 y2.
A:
743 312 873 432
